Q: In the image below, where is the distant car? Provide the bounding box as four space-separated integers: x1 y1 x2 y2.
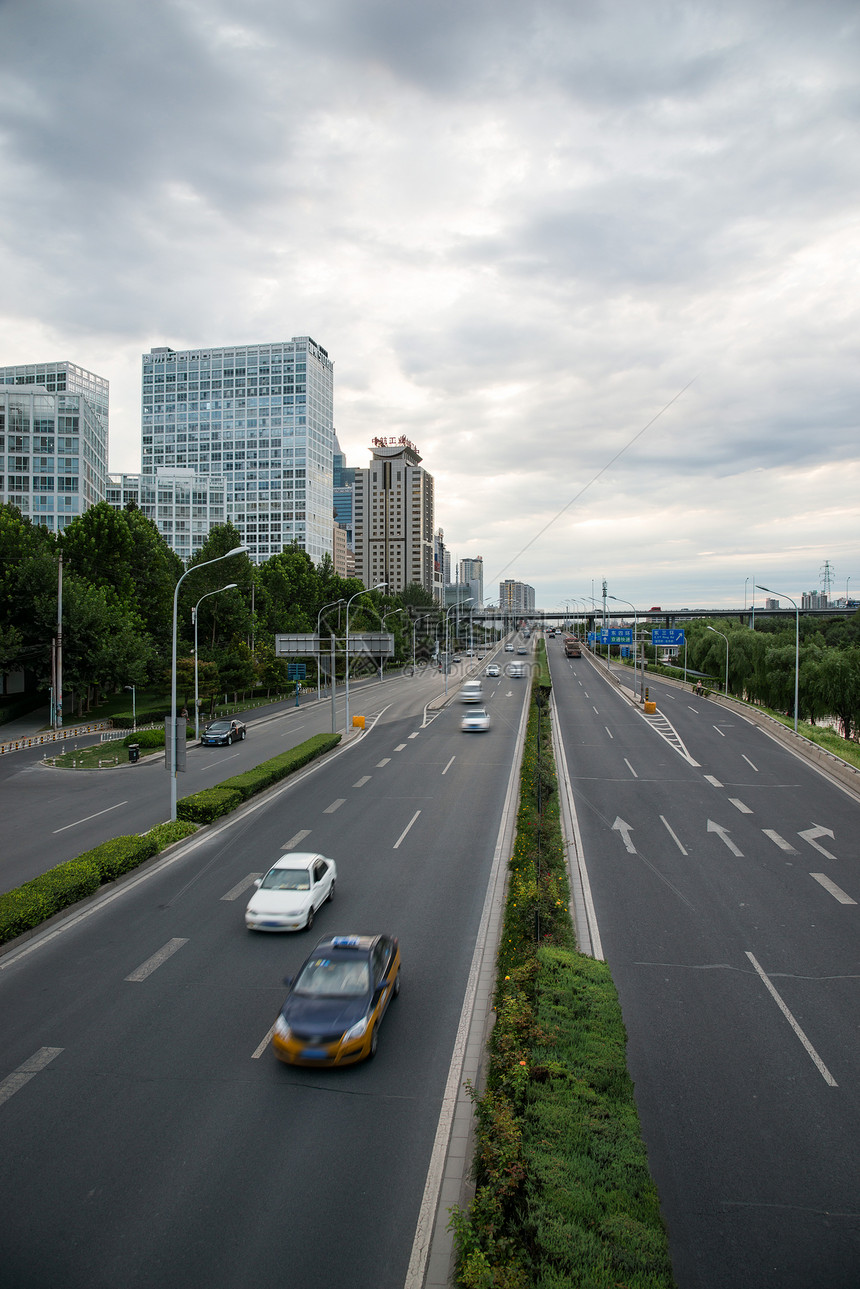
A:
486 664 501 677
504 644 515 652
272 933 401 1066
461 707 491 732
245 852 336 932
507 662 525 678
460 679 484 703
452 655 462 663
517 645 527 654
201 718 246 746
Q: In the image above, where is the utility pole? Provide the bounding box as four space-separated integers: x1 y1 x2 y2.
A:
56 552 63 728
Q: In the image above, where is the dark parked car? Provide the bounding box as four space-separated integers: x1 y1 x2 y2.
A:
201 718 247 746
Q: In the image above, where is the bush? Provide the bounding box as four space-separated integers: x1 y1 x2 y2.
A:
177 786 244 823
123 728 166 749
178 732 341 820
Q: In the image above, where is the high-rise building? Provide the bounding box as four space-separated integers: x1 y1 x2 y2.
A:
332 432 355 553
353 437 435 594
499 579 535 615
106 469 226 561
141 337 334 564
0 360 109 531
459 556 484 609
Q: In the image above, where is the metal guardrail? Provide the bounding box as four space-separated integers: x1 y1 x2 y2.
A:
0 721 111 757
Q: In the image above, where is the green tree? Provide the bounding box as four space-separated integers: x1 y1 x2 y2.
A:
812 648 860 739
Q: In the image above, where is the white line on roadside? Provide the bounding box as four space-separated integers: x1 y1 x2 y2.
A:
810 873 856 904
221 874 262 901
376 758 391 767
729 798 753 814
442 756 455 775
745 951 837 1086
282 829 311 850
252 1021 277 1059
125 938 188 982
742 754 758 771
353 776 371 788
660 816 688 855
53 801 128 834
393 811 421 850
624 758 638 778
323 799 345 814
0 1047 64 1109
762 829 797 853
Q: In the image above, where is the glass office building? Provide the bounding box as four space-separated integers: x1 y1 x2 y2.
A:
141 337 334 564
106 469 226 562
0 361 109 531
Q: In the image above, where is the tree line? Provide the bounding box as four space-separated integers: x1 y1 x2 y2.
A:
0 502 441 717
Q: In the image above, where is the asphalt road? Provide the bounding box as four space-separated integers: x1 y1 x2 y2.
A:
550 640 860 1289
0 660 529 1289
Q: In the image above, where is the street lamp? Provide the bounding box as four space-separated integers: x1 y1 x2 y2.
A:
411 611 434 674
170 545 248 821
316 598 345 703
608 595 642 700
707 625 729 697
345 583 386 733
192 583 237 739
124 684 136 733
757 585 799 733
444 598 472 695
379 608 407 680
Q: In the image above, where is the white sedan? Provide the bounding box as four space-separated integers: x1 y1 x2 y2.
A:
245 852 336 932
461 707 491 732
485 664 501 677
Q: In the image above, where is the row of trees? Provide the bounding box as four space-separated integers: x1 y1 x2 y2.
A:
0 502 446 717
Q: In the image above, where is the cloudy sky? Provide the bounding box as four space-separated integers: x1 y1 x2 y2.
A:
2 0 858 610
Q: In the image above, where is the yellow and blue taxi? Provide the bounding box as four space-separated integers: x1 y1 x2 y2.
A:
271 934 401 1067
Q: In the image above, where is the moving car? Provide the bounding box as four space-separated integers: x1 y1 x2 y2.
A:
460 679 484 703
245 852 336 932
461 707 491 732
516 645 527 654
201 717 246 746
272 934 401 1066
504 643 515 652
485 663 501 677
507 662 525 678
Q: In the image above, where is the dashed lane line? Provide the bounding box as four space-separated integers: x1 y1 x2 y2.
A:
0 1048 64 1109
221 874 262 901
125 938 188 982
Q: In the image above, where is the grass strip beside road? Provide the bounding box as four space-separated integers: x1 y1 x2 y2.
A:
450 640 674 1288
0 732 342 944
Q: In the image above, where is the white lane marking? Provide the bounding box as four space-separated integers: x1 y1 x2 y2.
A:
282 829 311 850
729 798 753 814
583 692 589 698
605 726 614 739
745 952 837 1086
53 801 128 834
763 829 797 853
221 874 262 901
376 758 391 767
323 799 346 814
611 817 636 854
252 1021 277 1060
687 705 699 713
713 725 725 737
592 706 600 715
0 1047 64 1109
707 819 743 857
353 776 371 788
624 758 638 778
281 725 305 737
408 732 420 739
125 938 188 982
742 754 758 771
393 810 421 850
442 756 455 775
394 743 407 752
705 775 723 787
660 815 688 855
810 873 856 905
798 825 838 861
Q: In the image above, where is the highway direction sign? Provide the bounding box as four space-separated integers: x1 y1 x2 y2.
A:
652 629 685 646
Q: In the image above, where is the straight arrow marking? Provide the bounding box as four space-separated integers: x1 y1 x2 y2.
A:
707 819 743 857
612 817 637 854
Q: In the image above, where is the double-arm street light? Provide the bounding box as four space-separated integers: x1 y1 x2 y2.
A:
707 625 730 698
757 584 799 733
379 608 407 680
444 599 472 695
608 595 643 700
345 583 386 733
316 598 345 703
192 583 237 739
170 545 248 821
411 611 435 674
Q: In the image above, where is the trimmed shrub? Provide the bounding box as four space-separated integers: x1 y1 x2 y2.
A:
177 786 244 824
178 732 341 820
123 729 166 749
0 859 102 942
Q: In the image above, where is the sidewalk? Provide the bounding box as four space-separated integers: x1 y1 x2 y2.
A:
0 706 52 738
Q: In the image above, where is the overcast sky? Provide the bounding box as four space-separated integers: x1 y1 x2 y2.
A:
2 0 858 610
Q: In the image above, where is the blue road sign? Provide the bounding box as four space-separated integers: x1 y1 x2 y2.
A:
606 628 633 644
287 663 307 680
651 629 685 646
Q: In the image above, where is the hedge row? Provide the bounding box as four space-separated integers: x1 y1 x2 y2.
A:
0 823 198 945
176 731 341 823
450 655 674 1287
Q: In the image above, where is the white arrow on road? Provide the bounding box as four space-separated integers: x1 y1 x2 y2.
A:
707 819 744 857
612 817 637 853
798 825 837 860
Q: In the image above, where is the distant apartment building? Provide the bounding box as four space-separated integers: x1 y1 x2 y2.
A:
499 579 536 616
332 432 355 555
332 521 348 577
353 437 435 594
106 469 225 561
459 556 484 609
802 591 828 609
434 528 447 603
141 337 334 564
0 360 109 531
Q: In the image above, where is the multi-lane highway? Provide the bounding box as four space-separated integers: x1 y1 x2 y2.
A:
0 657 530 1288
549 639 860 1289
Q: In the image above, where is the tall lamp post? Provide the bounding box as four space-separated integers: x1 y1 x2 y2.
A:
192 583 237 739
444 599 472 695
379 608 407 680
758 584 799 733
170 546 247 821
316 598 345 703
707 625 730 697
124 684 137 733
608 595 641 700
345 583 386 734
